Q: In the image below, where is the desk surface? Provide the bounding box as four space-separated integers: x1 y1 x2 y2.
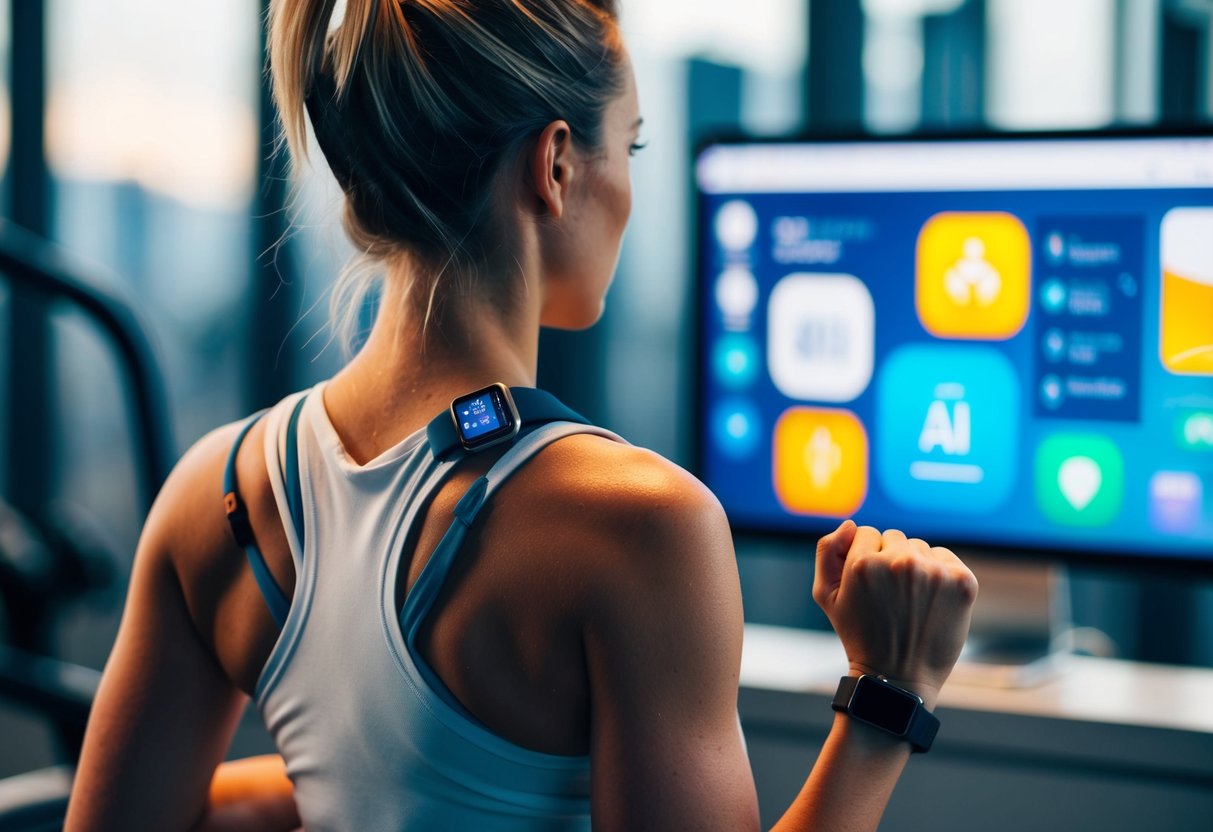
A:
741 623 1213 735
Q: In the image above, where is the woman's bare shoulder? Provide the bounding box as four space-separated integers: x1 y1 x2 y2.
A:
530 433 724 521
139 418 282 620
497 434 746 723
137 417 291 689
496 433 737 586
142 421 246 560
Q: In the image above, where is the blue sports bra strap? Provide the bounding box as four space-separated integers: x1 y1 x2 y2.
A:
283 395 308 551
401 421 624 640
224 408 291 629
222 410 266 543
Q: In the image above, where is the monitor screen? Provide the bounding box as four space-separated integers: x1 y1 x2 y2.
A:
694 133 1213 564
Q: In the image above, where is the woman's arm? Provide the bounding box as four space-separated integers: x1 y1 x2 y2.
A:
771 522 976 831
64 429 300 832
581 454 976 832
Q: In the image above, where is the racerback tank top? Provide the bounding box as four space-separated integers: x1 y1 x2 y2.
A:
245 383 623 831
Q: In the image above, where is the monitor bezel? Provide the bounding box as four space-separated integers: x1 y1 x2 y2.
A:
690 124 1213 575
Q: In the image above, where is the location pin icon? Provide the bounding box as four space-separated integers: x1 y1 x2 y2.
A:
1059 456 1102 511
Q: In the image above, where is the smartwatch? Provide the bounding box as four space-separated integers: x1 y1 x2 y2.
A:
450 383 521 452
428 385 589 459
831 674 939 753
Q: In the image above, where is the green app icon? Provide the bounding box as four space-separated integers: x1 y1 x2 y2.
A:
1179 412 1213 451
1036 435 1124 526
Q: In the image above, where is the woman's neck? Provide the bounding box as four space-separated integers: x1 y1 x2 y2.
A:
321 260 543 464
370 261 540 382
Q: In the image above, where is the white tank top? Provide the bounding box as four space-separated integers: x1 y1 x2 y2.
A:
250 383 622 831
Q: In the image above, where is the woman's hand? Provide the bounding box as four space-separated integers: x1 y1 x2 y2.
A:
812 521 978 710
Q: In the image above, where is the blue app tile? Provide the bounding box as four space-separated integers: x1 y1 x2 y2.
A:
711 398 762 460
876 345 1019 514
712 334 761 390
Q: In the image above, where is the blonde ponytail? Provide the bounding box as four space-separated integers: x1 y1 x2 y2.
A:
267 0 624 348
268 0 332 164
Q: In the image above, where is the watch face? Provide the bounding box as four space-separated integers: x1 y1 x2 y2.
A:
452 384 519 450
850 676 919 735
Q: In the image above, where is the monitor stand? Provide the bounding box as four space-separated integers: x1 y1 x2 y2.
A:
949 553 1073 688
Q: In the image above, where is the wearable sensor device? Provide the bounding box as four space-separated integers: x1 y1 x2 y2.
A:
450 383 521 452
831 674 940 753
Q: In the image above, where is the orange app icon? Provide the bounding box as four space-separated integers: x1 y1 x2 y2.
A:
916 212 1031 340
773 408 868 517
1160 207 1213 375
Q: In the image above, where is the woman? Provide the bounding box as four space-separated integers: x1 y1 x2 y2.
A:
66 1 977 829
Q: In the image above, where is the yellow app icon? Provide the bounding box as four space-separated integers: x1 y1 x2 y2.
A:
916 212 1031 340
1161 207 1213 375
773 408 868 517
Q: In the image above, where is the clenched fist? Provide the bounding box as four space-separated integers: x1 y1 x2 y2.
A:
813 521 978 710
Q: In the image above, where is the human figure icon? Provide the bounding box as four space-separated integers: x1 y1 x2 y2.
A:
945 237 1002 307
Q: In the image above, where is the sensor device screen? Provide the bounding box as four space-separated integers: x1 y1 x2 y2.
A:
452 384 518 450
849 677 918 735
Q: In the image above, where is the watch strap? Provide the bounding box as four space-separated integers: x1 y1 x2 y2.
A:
832 675 940 753
831 673 861 710
427 387 589 460
904 699 940 753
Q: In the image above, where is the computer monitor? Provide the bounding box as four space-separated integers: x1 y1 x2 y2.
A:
694 131 1213 569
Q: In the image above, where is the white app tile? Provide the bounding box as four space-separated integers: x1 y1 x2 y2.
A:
767 273 875 402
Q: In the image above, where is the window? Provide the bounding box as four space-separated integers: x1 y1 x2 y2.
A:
43 0 259 663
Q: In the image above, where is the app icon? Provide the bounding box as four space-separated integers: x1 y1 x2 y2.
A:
1160 207 1213 375
712 334 761 389
1035 434 1124 527
916 212 1031 340
773 407 868 517
1040 374 1064 410
767 273 875 403
716 266 759 330
712 398 762 460
1045 232 1066 265
876 345 1018 514
715 200 759 252
1179 411 1213 451
1043 328 1067 362
1040 278 1068 314
1149 471 1203 534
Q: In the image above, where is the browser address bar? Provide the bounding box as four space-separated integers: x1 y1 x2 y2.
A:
697 138 1213 194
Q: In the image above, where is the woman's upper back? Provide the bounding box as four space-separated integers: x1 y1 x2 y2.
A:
161 376 746 827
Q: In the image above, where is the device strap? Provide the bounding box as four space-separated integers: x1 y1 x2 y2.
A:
222 396 307 630
905 700 941 753
425 387 589 460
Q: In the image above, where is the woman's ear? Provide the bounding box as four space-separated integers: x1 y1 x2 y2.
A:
529 120 574 220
